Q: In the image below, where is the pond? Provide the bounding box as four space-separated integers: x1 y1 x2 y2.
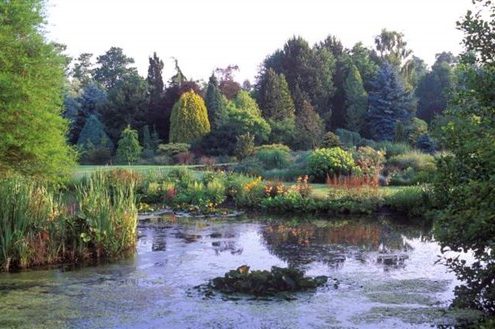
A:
0 214 479 328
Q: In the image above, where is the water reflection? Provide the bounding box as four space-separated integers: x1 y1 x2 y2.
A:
261 216 432 270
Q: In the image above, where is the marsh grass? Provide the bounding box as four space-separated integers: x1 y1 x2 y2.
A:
0 169 138 271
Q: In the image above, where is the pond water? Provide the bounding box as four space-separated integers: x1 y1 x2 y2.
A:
0 214 479 328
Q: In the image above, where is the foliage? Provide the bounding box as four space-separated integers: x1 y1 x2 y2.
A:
353 146 385 181
208 265 327 296
387 151 436 172
255 144 292 170
308 147 357 182
257 69 296 121
93 47 137 90
76 170 138 258
0 0 76 182
169 91 211 143
158 143 191 157
77 115 113 151
433 5 495 311
344 64 368 133
416 52 456 122
205 74 227 129
146 52 165 129
321 132 341 148
384 185 432 217
116 126 142 165
235 133 255 160
415 134 437 154
374 141 412 158
335 128 364 148
295 101 325 150
367 62 414 141
225 102 271 143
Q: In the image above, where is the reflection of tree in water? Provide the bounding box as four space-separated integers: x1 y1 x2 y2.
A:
261 217 428 269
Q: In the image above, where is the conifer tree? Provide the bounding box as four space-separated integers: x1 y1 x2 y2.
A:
344 64 368 133
147 52 165 127
77 115 114 150
205 74 226 129
367 63 414 141
295 101 325 149
169 91 211 143
116 126 142 165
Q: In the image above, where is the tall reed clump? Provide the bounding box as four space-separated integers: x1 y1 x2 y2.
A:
0 176 57 271
76 170 138 259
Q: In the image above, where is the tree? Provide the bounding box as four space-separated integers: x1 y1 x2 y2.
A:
147 52 165 128
0 0 76 181
344 64 368 133
434 0 495 314
350 42 379 91
71 53 94 87
77 115 113 150
295 101 325 150
234 133 255 160
416 52 456 122
101 72 149 141
141 125 154 158
93 47 137 89
367 63 414 141
215 65 241 99
374 29 412 68
169 91 211 143
116 126 142 165
205 74 227 129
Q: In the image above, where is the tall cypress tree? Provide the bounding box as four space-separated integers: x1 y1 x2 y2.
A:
77 115 113 150
295 100 325 150
367 63 414 141
169 91 211 143
147 52 165 129
257 69 295 121
205 74 226 129
344 64 368 133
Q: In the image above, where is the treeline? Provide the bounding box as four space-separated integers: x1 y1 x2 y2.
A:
63 30 457 164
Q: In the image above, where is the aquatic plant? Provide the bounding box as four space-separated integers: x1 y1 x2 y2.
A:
208 265 328 296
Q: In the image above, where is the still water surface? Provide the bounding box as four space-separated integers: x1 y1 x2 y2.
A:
0 214 476 328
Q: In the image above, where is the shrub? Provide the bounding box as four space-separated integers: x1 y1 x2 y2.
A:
387 151 436 172
308 147 357 182
352 146 385 184
158 143 191 157
174 151 194 165
336 128 363 148
175 178 226 212
384 186 432 217
116 126 142 165
321 132 341 148
169 91 211 143
234 157 264 177
374 141 412 158
415 134 437 154
235 133 255 160
255 144 292 170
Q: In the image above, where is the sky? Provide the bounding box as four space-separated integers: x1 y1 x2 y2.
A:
46 0 470 83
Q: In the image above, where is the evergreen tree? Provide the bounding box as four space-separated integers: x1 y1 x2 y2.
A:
205 74 226 129
0 0 76 181
257 69 295 121
77 115 113 150
416 52 456 122
71 53 94 87
350 42 379 91
101 72 148 141
141 125 153 158
295 101 325 149
116 126 142 165
169 91 211 143
93 47 137 90
367 63 414 141
344 64 368 133
147 52 165 128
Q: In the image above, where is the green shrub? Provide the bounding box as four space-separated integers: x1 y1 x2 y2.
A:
255 144 292 170
158 143 191 157
375 141 412 158
336 128 363 147
321 132 341 148
384 186 432 217
308 147 357 182
175 178 226 212
353 146 385 180
387 151 436 172
234 133 255 160
234 157 264 176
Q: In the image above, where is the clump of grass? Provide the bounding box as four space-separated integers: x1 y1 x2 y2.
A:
76 171 138 259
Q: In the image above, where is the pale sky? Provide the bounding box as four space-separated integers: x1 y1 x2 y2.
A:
46 0 470 83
